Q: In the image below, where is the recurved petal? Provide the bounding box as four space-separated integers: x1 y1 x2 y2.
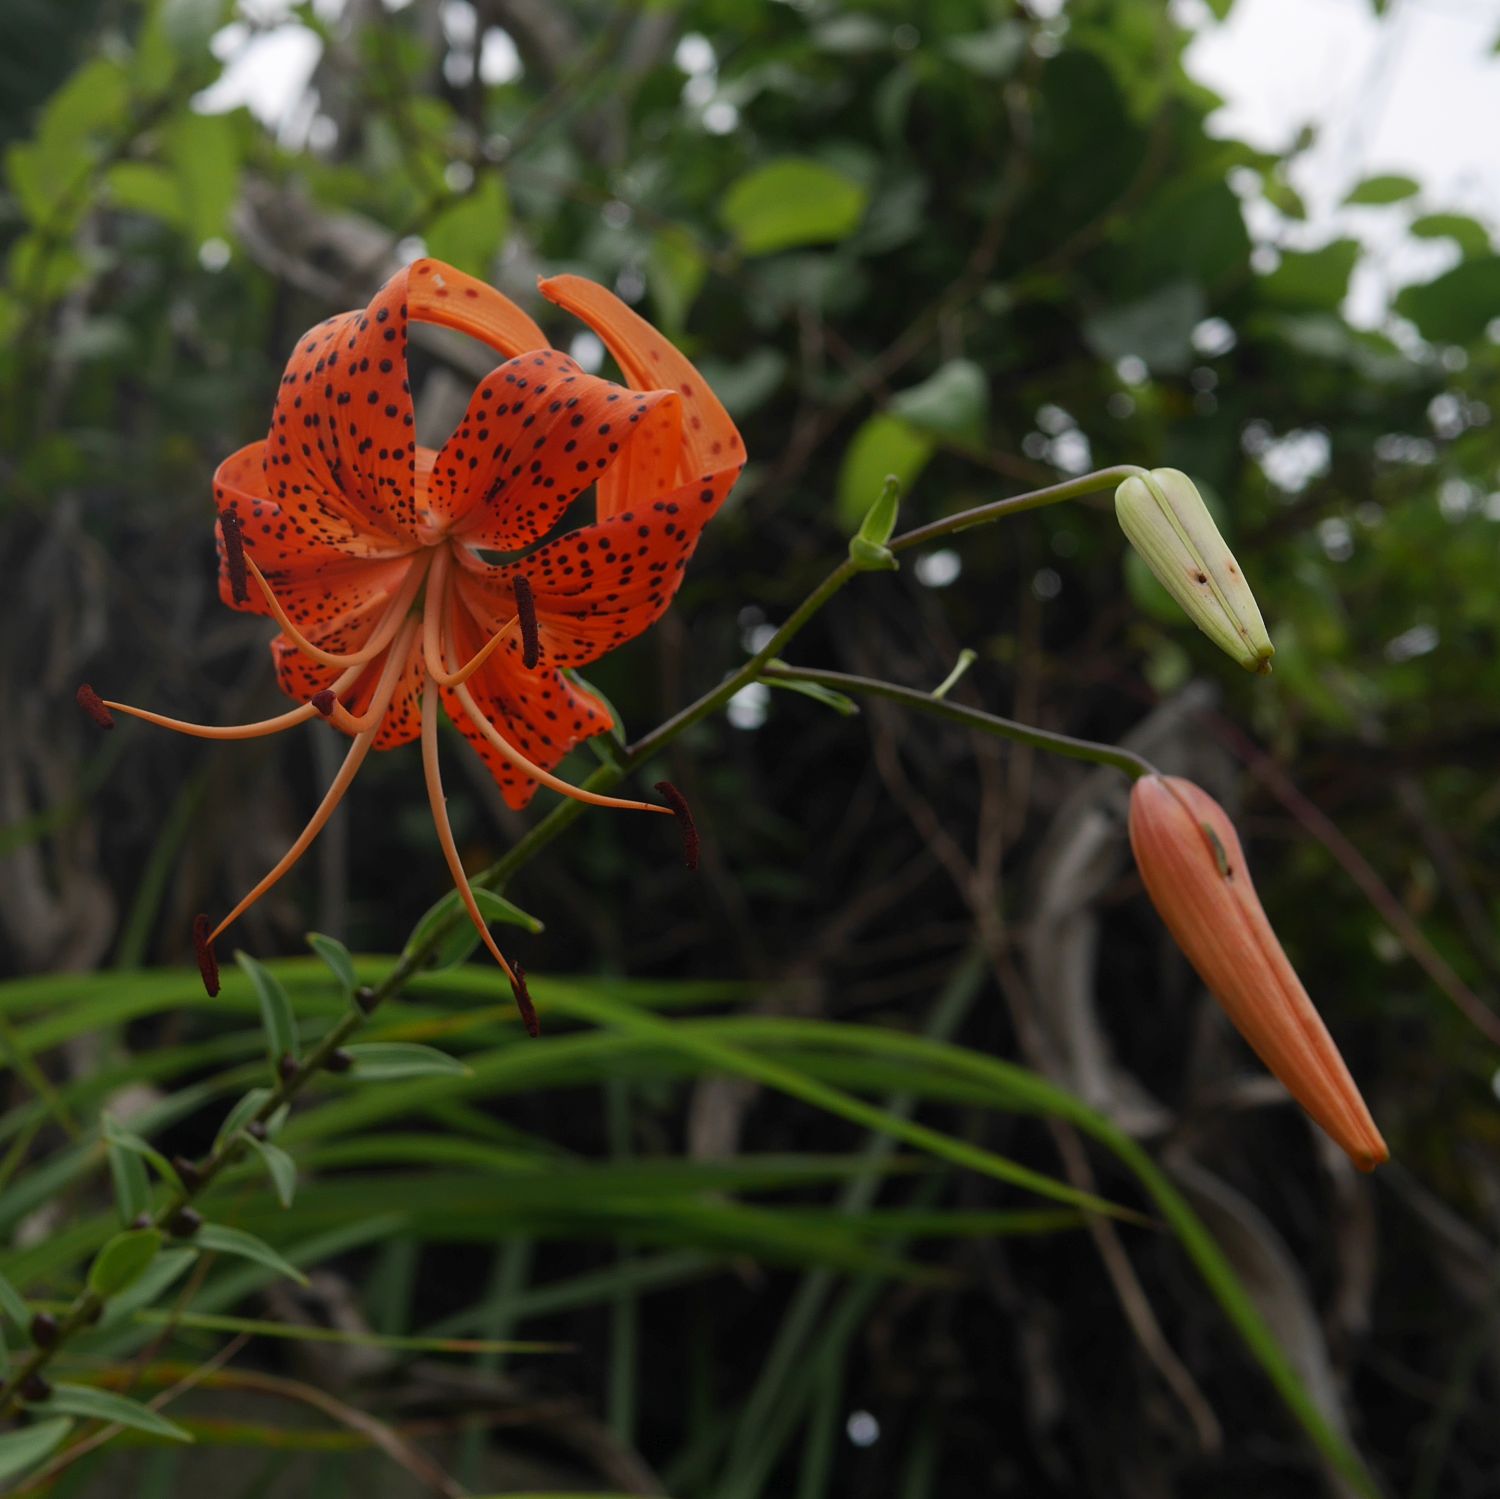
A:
262 267 421 543
407 257 548 360
538 274 745 519
420 349 682 548
1128 774 1388 1171
452 483 714 669
215 440 418 649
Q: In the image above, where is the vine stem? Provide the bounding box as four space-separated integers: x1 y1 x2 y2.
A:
759 664 1157 781
888 463 1144 553
0 465 1135 1415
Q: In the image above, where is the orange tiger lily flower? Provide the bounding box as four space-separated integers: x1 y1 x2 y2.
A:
1128 774 1387 1171
83 258 744 1031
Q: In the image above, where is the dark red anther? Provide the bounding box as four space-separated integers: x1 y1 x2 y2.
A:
193 914 220 997
220 508 249 605
310 689 336 717
509 960 540 1038
513 575 539 670
654 781 700 872
75 683 114 730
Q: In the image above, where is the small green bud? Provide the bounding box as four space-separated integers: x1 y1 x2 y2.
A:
849 475 902 572
1115 468 1274 675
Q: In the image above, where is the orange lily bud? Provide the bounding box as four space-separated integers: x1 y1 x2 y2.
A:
1128 774 1387 1171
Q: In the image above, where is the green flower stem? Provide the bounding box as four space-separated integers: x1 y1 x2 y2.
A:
0 468 1137 1414
888 464 1146 554
760 663 1157 781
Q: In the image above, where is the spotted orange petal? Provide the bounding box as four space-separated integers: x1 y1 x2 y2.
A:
407 257 548 361
420 349 681 548
538 276 745 521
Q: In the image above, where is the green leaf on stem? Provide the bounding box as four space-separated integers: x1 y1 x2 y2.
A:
305 933 358 998
0 1419 73 1483
101 1116 182 1191
761 667 860 717
48 1383 192 1442
213 1087 275 1154
341 1043 472 1081
236 951 300 1066
98 1249 198 1329
404 887 544 972
0 1269 30 1328
87 1228 162 1298
196 1224 308 1286
247 1136 297 1208
106 1132 152 1224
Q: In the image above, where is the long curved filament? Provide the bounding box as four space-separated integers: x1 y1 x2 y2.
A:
244 550 429 669
104 686 354 741
420 547 518 689
207 616 418 943
438 594 666 822
102 559 425 741
420 678 537 1034
449 680 669 816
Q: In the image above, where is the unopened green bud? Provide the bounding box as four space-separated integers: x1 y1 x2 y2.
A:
849 474 901 572
1115 468 1273 675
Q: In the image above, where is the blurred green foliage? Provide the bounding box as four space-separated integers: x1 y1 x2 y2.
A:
2 0 1500 1495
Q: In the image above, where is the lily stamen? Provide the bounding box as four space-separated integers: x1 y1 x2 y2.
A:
243 551 428 671
419 678 538 1035
204 616 420 952
420 548 518 690
219 509 249 605
513 575 539 670
444 643 670 817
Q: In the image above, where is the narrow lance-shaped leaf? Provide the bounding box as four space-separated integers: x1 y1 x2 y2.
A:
87 1228 163 1298
98 1248 198 1330
101 1116 182 1190
107 1134 152 1224
236 950 299 1066
404 887 544 973
342 1043 472 1081
196 1223 308 1286
213 1086 275 1154
48 1383 193 1442
0 1269 31 1328
305 932 357 998
247 1136 297 1208
0 1420 74 1484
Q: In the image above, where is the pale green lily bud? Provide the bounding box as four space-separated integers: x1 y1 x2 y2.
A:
1115 468 1274 675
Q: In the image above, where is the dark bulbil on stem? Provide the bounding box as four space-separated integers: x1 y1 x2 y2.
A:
326 1048 352 1073
166 1207 202 1238
28 1313 58 1350
172 1155 203 1191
